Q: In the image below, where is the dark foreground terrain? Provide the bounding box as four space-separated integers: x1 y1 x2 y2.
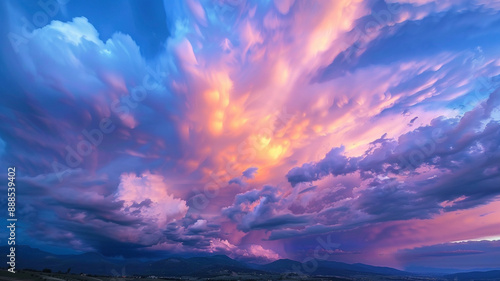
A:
1 246 499 281
0 269 463 281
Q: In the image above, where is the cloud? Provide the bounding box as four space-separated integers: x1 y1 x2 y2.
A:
223 185 310 232
115 172 189 228
2 0 500 268
397 240 500 270
246 244 281 261
208 239 281 263
228 167 259 186
228 177 245 186
286 89 500 222
242 167 258 179
161 218 220 249
287 147 358 187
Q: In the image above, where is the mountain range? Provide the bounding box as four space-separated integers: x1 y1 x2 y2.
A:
3 246 499 280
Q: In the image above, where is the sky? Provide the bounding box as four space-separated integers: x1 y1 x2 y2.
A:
1 0 500 272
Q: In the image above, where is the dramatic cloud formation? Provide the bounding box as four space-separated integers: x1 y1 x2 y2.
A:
1 0 499 271
116 173 189 228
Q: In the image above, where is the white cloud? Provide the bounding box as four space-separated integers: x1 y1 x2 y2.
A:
115 172 189 227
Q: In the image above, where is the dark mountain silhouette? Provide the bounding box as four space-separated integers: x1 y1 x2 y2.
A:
134 254 266 276
4 245 498 279
444 270 500 280
257 258 410 277
11 246 121 275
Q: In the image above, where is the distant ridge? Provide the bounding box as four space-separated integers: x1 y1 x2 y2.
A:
3 245 498 279
444 270 500 280
258 258 410 277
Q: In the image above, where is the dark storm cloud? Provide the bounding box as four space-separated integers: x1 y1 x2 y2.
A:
228 167 259 186
287 147 359 187
397 240 500 270
163 219 220 248
223 185 310 232
286 89 500 223
242 167 258 179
